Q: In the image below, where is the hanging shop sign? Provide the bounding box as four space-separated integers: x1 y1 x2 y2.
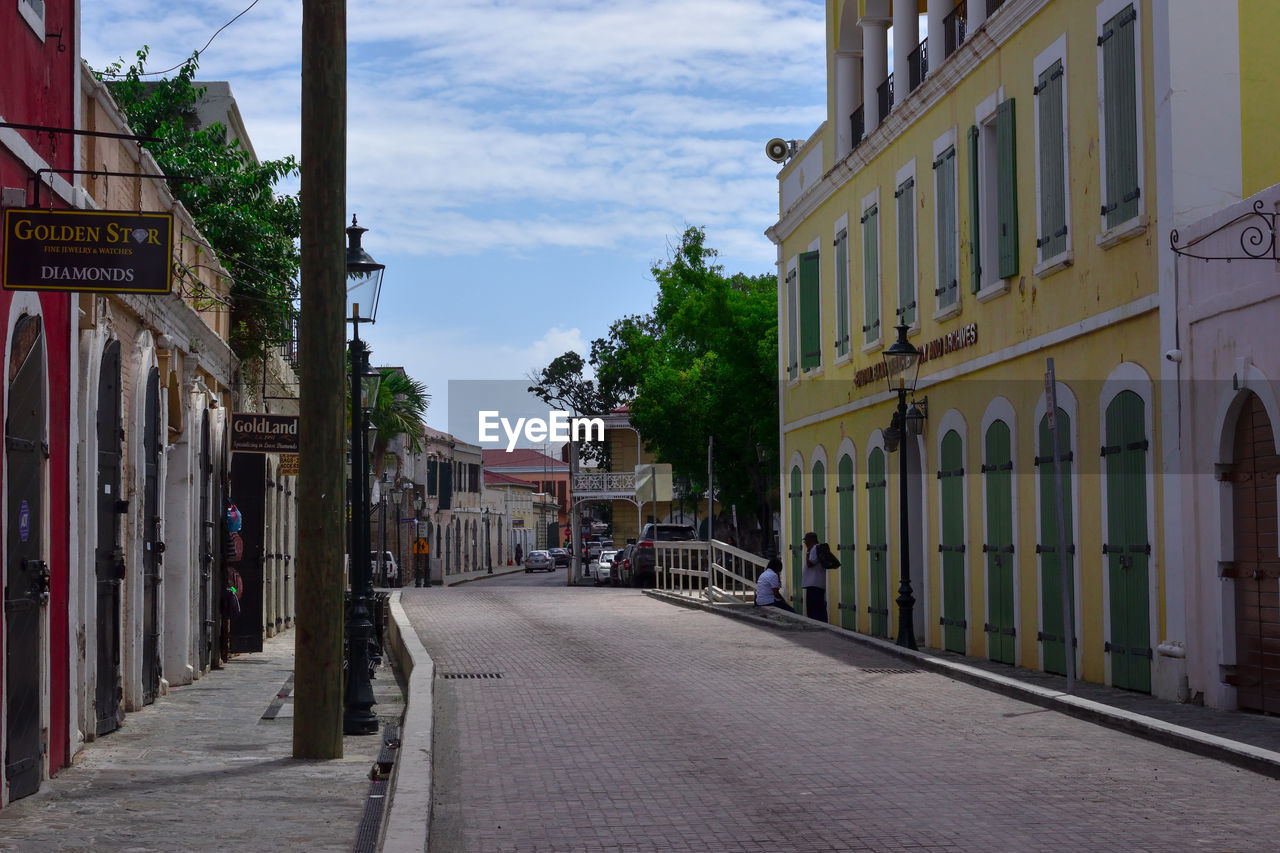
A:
230 413 299 454
2 208 174 294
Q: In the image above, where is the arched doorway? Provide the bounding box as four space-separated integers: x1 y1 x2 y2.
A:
141 367 162 704
5 314 46 801
1226 392 1280 713
867 448 889 638
95 340 124 734
198 412 213 671
1103 389 1151 693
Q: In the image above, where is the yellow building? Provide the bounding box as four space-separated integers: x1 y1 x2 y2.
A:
769 0 1280 699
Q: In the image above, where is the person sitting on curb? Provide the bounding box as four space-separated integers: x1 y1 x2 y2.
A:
756 556 795 612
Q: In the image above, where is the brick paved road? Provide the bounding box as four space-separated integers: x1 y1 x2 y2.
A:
402 578 1280 853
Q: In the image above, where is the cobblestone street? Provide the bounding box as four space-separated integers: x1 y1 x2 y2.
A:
404 577 1280 853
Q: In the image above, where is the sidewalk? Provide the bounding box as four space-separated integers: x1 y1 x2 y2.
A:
652 590 1280 779
0 632 403 852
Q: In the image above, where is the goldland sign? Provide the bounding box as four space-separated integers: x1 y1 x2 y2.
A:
854 323 978 388
230 413 299 454
2 208 174 294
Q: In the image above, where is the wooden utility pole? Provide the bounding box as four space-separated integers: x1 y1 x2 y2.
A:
294 0 346 759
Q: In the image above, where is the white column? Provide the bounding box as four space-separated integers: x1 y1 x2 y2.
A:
835 50 861 157
927 0 955 70
861 18 890 129
969 0 987 30
893 0 919 91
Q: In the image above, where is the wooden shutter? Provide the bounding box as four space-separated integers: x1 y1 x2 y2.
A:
786 268 799 380
967 126 981 292
862 205 880 343
837 454 857 629
834 230 850 357
799 250 821 370
934 147 958 308
1101 4 1140 229
896 178 916 327
1036 61 1068 259
940 429 967 654
811 459 827 541
997 97 1019 279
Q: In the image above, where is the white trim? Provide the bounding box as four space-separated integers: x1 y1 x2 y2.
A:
1096 0 1146 237
980 396 1020 666
932 127 961 316
1033 34 1073 269
18 0 45 39
974 86 1006 293
1032 380 1083 677
782 293 1159 434
895 158 920 333
936 410 970 655
1097 361 1157 690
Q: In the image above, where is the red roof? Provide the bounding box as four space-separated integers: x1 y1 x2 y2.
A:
482 448 569 470
483 470 536 487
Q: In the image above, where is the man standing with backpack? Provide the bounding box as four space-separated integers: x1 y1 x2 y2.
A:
801 531 828 623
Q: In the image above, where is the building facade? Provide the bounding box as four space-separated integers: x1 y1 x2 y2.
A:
770 0 1280 699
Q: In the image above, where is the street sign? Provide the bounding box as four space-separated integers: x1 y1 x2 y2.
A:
412 538 429 555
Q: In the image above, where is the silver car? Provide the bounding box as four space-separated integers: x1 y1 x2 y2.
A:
524 550 554 572
589 549 618 585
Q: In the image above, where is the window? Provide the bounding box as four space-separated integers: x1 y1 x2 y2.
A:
18 0 45 36
1034 41 1070 267
895 169 917 329
1098 1 1143 235
834 223 851 359
799 250 821 372
785 265 799 380
969 94 1018 294
933 138 959 311
861 198 881 347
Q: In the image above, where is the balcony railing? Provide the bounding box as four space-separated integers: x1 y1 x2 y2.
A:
987 0 1006 16
850 104 865 150
907 37 928 93
876 73 894 125
943 0 968 59
572 471 636 496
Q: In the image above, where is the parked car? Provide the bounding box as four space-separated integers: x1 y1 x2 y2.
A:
548 547 572 568
589 549 617 585
632 523 697 587
371 550 399 587
611 544 635 587
524 550 554 572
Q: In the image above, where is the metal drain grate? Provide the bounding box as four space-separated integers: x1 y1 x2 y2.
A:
859 668 920 675
438 672 504 680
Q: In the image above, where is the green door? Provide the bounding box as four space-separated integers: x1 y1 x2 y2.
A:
984 420 1016 664
1104 391 1152 693
837 454 857 629
939 430 967 653
1038 409 1076 676
790 465 804 611
811 460 827 542
867 449 889 637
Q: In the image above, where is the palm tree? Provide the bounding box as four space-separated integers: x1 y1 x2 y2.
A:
367 368 430 481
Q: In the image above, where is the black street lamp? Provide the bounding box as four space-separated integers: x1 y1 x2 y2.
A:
345 215 385 736
882 324 924 651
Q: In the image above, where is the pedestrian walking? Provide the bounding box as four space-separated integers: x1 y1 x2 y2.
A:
756 556 795 611
801 531 828 623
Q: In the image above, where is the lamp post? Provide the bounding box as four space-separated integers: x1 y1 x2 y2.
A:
882 324 924 651
344 215 385 736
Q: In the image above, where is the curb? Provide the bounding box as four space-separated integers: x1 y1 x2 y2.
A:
381 592 435 852
646 590 1280 780
442 565 529 586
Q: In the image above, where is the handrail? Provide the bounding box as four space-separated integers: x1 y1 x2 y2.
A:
876 73 894 125
943 1 968 59
653 539 772 604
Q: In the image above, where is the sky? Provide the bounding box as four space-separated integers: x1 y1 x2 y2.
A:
78 0 826 444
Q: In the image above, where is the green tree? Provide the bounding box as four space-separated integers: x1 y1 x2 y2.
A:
97 48 301 364
368 369 431 480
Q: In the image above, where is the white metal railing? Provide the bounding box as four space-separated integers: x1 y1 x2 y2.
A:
654 539 771 604
572 471 636 493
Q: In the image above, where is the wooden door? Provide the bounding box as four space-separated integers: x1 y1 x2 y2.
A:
867 449 889 637
837 455 857 629
939 430 967 653
1103 390 1151 693
983 420 1015 664
789 466 803 611
1038 409 1076 676
94 341 123 734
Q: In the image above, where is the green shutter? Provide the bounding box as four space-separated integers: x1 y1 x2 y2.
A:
997 97 1019 279
1037 62 1067 259
786 269 798 380
967 125 981 292
940 430 966 654
896 178 916 327
835 230 850 357
838 454 857 629
811 459 827 542
790 465 804 610
1037 410 1075 676
935 148 958 308
867 448 888 637
1104 390 1151 692
1102 5 1139 229
984 420 1015 665
799 250 821 370
862 206 880 343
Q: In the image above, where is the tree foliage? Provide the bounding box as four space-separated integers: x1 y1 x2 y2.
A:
533 227 779 545
369 369 431 479
97 48 301 364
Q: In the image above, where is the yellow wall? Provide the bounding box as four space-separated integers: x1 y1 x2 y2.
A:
1238 0 1280 196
